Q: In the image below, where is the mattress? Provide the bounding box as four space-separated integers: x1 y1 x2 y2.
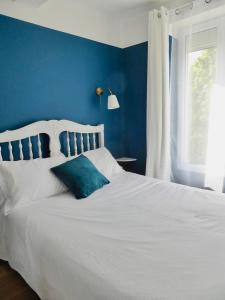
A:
3 172 225 300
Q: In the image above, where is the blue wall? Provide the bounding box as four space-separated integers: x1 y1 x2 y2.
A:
0 14 125 157
123 42 148 174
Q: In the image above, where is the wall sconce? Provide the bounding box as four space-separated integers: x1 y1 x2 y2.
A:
96 87 120 110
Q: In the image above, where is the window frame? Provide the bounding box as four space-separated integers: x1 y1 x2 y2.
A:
176 19 218 173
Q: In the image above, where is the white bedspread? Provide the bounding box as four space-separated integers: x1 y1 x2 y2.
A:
4 172 225 300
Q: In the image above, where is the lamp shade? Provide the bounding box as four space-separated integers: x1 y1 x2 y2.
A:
108 95 120 110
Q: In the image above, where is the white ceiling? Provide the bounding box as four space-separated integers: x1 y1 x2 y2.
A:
73 0 190 13
9 0 48 7
7 0 191 13
78 0 167 12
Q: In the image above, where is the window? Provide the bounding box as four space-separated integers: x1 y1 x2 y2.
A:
187 47 216 166
173 17 225 191
178 26 217 172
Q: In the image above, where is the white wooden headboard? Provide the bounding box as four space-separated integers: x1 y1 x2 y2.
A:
0 120 104 161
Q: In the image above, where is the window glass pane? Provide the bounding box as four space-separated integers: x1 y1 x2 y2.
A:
187 47 216 165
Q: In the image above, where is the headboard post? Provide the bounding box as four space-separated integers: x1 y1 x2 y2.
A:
49 135 62 156
99 125 104 147
48 120 62 157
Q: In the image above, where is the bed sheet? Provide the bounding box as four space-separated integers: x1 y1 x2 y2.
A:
4 172 225 300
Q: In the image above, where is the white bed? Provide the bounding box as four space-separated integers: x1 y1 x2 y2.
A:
1 120 225 300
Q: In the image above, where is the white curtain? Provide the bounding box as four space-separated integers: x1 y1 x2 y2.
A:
146 7 171 180
170 0 225 192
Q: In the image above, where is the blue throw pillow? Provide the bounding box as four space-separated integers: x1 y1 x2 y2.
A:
51 155 110 199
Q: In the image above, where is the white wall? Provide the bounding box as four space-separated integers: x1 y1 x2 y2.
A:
0 0 191 48
119 10 149 48
0 0 150 48
0 0 121 47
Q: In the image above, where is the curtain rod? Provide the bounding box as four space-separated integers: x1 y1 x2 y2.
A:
172 0 212 16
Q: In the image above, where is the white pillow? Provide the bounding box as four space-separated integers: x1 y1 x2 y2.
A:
83 147 123 179
0 155 69 213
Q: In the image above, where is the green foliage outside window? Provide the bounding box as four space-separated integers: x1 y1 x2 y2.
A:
188 47 216 165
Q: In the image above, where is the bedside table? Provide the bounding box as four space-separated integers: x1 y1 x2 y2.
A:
116 157 137 172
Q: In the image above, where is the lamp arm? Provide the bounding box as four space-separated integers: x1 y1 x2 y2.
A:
108 88 113 95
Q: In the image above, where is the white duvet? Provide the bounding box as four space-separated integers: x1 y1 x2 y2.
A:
3 172 225 300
